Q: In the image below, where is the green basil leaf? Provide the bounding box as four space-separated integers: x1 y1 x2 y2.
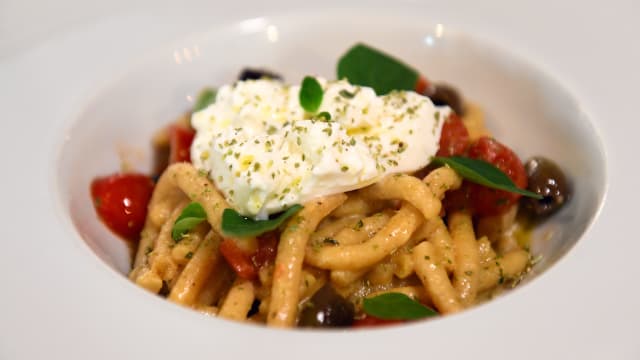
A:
363 293 438 320
337 43 419 95
221 204 303 237
299 76 324 113
171 202 207 241
432 156 543 199
193 88 217 112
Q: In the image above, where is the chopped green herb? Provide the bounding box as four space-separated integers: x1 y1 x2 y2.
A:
363 293 438 320
221 205 303 237
171 202 207 241
323 238 340 246
299 76 324 113
316 111 332 121
431 156 543 199
339 89 356 99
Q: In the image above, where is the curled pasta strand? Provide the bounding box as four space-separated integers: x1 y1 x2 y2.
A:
219 278 255 321
304 203 423 271
331 211 391 246
267 194 347 328
449 211 480 306
413 241 462 314
169 230 222 307
478 249 529 292
330 193 385 218
131 200 189 293
422 166 462 199
358 174 441 220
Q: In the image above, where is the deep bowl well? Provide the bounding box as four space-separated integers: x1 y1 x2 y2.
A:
57 12 606 316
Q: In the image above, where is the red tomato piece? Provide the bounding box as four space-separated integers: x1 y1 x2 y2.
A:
352 316 404 328
251 231 279 269
436 113 470 157
90 173 154 241
414 76 431 95
168 125 195 164
219 239 257 280
467 136 528 216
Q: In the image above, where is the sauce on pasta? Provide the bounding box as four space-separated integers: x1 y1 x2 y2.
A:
90 45 570 328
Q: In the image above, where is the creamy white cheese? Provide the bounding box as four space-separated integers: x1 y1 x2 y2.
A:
191 77 449 219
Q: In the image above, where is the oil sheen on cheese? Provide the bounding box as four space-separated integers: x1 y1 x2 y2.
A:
191 77 449 219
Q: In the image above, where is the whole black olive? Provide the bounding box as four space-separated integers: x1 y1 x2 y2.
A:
299 284 355 328
428 83 465 116
238 68 283 81
521 157 571 217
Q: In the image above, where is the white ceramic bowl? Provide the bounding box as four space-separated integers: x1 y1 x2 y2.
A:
6 1 640 359
60 11 606 285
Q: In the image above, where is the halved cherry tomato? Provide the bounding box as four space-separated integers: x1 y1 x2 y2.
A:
90 173 154 241
467 136 527 216
219 239 257 280
414 76 431 95
168 125 195 164
436 113 469 157
251 231 279 268
352 315 404 328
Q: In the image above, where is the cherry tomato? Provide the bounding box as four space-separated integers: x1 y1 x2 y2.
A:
467 136 527 216
90 173 154 241
219 239 257 280
414 76 431 95
436 113 469 157
352 315 404 328
168 125 195 164
251 231 279 268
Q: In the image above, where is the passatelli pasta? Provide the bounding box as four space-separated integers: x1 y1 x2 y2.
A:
91 45 570 329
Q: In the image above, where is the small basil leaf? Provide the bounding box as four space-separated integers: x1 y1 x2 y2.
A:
193 88 217 112
221 204 303 237
171 202 207 241
337 43 419 95
299 76 324 113
363 293 437 320
432 156 543 199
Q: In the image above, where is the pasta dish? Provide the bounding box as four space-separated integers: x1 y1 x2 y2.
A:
90 44 570 328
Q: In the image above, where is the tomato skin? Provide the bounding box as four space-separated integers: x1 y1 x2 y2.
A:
352 316 404 328
467 137 527 216
436 113 469 157
90 173 154 241
168 125 195 164
251 231 279 268
414 76 431 95
219 239 257 280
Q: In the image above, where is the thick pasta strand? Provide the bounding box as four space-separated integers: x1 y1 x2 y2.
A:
332 211 391 246
267 194 347 327
168 230 222 306
330 193 385 218
478 249 529 292
449 211 480 306
413 241 463 314
219 278 255 321
422 166 463 199
195 260 235 307
132 201 189 293
358 174 441 220
304 203 423 271
330 268 369 287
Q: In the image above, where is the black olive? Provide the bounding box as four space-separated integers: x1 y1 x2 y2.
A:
428 83 465 116
521 157 571 217
238 68 283 81
298 284 355 328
